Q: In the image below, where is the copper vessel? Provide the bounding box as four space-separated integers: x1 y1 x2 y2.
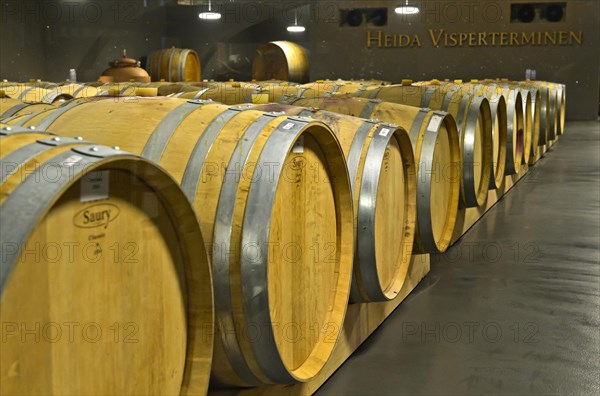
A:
99 50 151 83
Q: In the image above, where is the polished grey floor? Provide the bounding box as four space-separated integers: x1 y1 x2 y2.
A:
318 121 600 396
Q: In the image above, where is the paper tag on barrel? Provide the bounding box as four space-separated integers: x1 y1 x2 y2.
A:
81 170 110 202
427 115 443 132
379 127 391 137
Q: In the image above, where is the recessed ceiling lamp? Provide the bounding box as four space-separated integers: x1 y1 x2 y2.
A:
199 0 221 20
395 0 420 15
287 9 305 32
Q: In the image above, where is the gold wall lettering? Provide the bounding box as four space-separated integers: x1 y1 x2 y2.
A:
366 29 583 48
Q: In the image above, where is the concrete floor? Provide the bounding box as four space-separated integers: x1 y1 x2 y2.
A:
318 121 600 396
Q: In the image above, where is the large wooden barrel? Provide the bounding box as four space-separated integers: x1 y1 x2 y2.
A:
252 41 309 83
10 83 105 99
172 82 262 105
1 97 57 121
443 81 507 190
7 97 354 387
496 80 542 165
2 100 77 128
518 81 550 147
336 78 392 86
461 81 524 174
111 82 212 97
526 81 561 141
298 80 368 97
0 126 213 395
250 79 299 87
252 103 417 303
523 86 543 163
521 81 556 144
355 83 492 207
127 82 201 96
53 83 104 98
466 81 508 190
88 83 159 97
147 48 201 82
271 80 380 103
0 84 73 104
497 82 533 165
252 84 303 103
283 96 460 254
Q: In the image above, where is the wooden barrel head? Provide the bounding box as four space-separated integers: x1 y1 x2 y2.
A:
490 95 507 189
528 89 542 164
0 133 216 395
460 96 492 207
148 48 201 83
373 129 416 299
473 109 484 196
508 91 524 173
521 91 533 164
268 129 338 371
429 118 456 246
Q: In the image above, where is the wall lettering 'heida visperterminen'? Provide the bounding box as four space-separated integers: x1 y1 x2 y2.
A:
366 29 584 48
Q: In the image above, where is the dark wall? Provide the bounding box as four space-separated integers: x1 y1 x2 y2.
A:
1 0 168 82
1 0 46 81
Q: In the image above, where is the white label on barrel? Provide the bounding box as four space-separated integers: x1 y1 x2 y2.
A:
292 136 304 153
283 122 295 130
428 115 443 132
62 155 83 167
379 128 391 137
81 170 109 202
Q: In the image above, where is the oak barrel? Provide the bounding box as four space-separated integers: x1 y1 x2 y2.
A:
0 126 213 395
477 85 508 188
147 48 201 82
1 98 57 121
253 103 417 303
173 81 262 105
251 79 299 87
7 97 354 387
354 83 492 207
283 96 460 254
0 84 73 104
541 82 559 140
494 81 542 164
298 80 368 97
252 41 309 83
54 83 104 98
518 81 553 146
497 82 534 165
447 81 508 190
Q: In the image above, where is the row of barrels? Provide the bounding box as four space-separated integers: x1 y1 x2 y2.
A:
0 77 392 105
0 77 565 394
1 78 567 215
0 100 410 394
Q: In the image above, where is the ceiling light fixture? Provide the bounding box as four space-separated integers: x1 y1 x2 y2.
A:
287 9 305 32
395 1 420 15
199 0 221 20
